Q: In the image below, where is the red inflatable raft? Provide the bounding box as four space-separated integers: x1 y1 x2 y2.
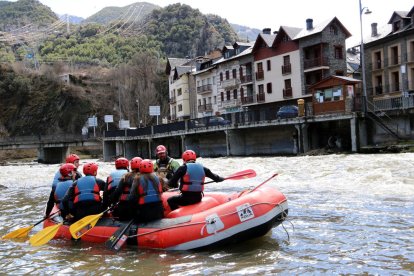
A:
44 184 288 250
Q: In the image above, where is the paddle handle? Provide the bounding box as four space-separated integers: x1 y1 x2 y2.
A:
249 173 278 193
35 210 60 227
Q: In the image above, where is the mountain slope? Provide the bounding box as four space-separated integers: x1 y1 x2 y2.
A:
0 0 58 31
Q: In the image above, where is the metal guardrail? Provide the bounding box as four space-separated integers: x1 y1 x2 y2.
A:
0 134 99 145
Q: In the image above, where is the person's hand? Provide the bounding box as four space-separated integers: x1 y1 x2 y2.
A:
65 214 74 220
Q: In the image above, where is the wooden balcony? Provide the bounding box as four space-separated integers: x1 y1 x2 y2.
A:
303 57 328 70
198 103 213 112
256 71 264 80
282 64 291 75
283 88 293 98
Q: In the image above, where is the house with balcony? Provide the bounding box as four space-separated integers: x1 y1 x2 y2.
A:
364 6 414 103
194 59 219 117
214 42 254 115
294 17 351 96
251 27 302 112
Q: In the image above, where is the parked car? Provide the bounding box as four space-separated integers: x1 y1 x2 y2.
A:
207 116 231 126
277 105 298 119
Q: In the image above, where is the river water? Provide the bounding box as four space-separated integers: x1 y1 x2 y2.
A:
0 154 413 275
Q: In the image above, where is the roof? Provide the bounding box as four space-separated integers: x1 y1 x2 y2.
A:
166 57 190 74
260 33 277 47
280 26 302 39
214 46 253 65
387 11 409 24
294 17 351 40
175 66 192 77
363 23 392 44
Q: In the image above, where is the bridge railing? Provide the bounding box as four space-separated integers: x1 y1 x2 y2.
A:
0 134 90 145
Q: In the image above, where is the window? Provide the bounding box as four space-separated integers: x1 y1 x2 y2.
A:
226 90 231 101
213 76 216 85
257 62 263 72
240 87 244 99
177 88 182 96
232 69 237 79
267 60 271 71
283 55 290 65
334 46 343 59
266 83 272 94
393 21 401 32
198 99 201 106
233 89 237 99
225 70 230 80
220 72 223 82
258 84 264 94
178 104 183 111
284 79 291 89
330 25 338 35
239 67 243 78
221 92 224 102
314 86 342 102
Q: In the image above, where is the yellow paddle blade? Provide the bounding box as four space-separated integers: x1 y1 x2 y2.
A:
2 225 34 239
69 212 103 240
29 223 62 246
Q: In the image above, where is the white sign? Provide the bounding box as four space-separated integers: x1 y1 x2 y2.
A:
104 115 113 123
149 105 161 116
88 116 97 127
119 120 130 129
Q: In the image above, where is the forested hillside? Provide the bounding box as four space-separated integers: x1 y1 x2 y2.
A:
0 0 240 137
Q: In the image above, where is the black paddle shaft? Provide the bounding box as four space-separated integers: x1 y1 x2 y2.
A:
105 219 135 251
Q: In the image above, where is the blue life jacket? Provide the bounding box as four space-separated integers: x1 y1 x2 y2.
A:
52 170 61 189
54 179 73 209
107 169 128 192
181 163 205 192
74 175 101 204
136 175 162 205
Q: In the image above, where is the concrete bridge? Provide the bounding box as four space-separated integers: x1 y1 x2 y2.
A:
0 134 101 163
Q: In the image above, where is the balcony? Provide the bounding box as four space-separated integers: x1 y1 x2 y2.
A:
197 84 213 94
219 99 241 108
169 96 176 104
240 74 253 84
257 93 265 102
283 88 293 98
372 59 384 70
256 71 264 81
303 57 328 70
220 79 240 90
282 64 291 75
198 103 213 112
242 96 255 104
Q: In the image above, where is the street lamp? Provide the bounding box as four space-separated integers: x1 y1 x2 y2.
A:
359 0 372 114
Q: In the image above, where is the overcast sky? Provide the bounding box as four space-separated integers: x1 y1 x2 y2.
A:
7 0 414 46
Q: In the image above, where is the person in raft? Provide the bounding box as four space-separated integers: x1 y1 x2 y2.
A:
62 162 105 221
167 150 225 211
153 145 180 180
128 159 164 222
45 163 77 218
109 157 142 221
102 157 129 209
51 154 82 188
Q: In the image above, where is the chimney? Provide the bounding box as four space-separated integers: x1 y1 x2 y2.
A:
371 23 378 37
273 31 278 35
306 18 313 30
262 28 271 34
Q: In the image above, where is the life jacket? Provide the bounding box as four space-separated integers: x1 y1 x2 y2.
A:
54 179 73 209
181 163 205 192
156 158 175 179
136 175 162 205
119 173 136 202
52 171 61 189
107 169 128 193
73 175 101 204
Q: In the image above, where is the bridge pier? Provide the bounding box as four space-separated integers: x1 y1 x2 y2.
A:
38 146 69 164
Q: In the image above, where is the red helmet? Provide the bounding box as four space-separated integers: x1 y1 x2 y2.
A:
60 163 76 177
83 162 98 176
156 145 167 155
115 157 129 169
140 159 154 173
182 150 196 162
130 157 143 170
66 154 79 164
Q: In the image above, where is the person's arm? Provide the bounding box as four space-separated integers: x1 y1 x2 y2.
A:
109 177 125 205
168 165 186 188
45 188 56 217
62 183 75 217
204 167 225 182
171 159 181 173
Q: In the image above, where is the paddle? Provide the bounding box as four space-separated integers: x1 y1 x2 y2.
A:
29 222 63 246
69 204 117 240
105 219 135 251
167 169 257 191
2 210 60 240
250 173 279 193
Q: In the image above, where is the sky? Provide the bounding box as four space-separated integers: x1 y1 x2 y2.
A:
7 0 414 46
